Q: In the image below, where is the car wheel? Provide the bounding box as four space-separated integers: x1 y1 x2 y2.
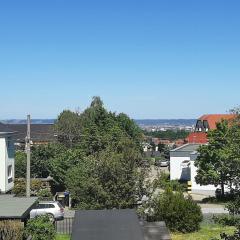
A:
47 213 55 223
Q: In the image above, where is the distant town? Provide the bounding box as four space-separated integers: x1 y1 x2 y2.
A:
1 118 196 132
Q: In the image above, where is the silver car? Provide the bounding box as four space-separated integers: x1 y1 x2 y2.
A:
30 201 64 221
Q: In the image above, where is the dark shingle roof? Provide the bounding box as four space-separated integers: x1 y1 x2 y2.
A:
0 123 55 142
72 209 145 240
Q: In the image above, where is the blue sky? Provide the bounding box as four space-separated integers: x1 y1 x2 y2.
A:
0 0 239 119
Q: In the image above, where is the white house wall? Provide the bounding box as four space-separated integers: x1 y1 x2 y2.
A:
170 156 191 180
0 137 6 192
0 136 14 193
190 161 217 195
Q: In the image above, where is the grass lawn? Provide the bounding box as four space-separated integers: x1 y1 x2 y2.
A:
171 224 235 240
56 234 71 240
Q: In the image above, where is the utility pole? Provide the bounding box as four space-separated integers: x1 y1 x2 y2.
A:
26 115 31 198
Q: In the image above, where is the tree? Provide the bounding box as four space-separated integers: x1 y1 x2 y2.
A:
15 151 26 178
195 120 235 195
66 139 144 209
54 110 81 147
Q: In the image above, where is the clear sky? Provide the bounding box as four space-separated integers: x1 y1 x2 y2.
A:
0 0 239 119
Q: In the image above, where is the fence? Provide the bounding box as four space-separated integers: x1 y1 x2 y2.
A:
55 217 74 235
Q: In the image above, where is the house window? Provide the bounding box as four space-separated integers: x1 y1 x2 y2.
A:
7 165 13 183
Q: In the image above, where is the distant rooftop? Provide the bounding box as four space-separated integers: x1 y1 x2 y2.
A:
171 143 201 152
0 195 38 219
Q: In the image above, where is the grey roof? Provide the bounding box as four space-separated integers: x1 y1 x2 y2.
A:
72 209 145 240
0 195 38 219
171 143 201 152
141 222 171 240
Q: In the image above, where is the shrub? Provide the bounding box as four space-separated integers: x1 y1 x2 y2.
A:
144 189 203 233
153 172 186 192
213 214 240 226
225 197 240 215
217 224 240 240
13 179 42 196
37 188 53 200
24 215 56 240
0 220 23 240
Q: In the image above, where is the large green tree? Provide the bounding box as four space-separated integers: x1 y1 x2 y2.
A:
195 119 240 195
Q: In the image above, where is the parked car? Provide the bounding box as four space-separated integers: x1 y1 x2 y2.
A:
30 201 64 221
155 159 169 167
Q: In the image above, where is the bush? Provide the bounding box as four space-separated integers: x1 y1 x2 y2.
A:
213 214 240 226
0 220 23 240
153 172 187 192
24 215 56 240
37 188 53 200
144 189 203 233
13 179 42 196
216 224 240 240
225 197 240 215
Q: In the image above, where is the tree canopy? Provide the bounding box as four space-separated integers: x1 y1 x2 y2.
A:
195 118 240 195
25 97 146 208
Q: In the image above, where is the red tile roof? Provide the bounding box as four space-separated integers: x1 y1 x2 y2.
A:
199 114 235 129
187 132 208 144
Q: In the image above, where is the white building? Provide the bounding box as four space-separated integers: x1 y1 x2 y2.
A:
170 143 217 195
0 131 15 193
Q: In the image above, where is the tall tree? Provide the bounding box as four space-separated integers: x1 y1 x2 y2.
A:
195 120 235 195
54 110 81 147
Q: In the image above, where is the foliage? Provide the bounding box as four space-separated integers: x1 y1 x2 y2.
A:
37 188 53 200
171 224 235 240
48 148 85 187
24 215 56 240
50 96 145 206
54 110 81 147
153 172 187 192
0 220 23 240
144 129 189 140
142 189 203 233
15 151 27 178
19 97 145 209
225 196 240 215
13 179 42 196
195 120 239 195
56 235 70 240
66 143 145 209
213 215 240 227
15 144 65 179
215 225 240 240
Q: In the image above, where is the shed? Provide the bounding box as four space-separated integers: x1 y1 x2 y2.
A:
71 209 145 240
0 195 38 221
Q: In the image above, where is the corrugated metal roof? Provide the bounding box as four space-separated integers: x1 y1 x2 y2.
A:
0 195 38 219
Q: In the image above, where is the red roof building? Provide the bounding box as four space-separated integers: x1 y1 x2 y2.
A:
187 114 235 144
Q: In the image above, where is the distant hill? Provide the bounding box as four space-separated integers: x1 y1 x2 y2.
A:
0 119 55 124
1 119 196 126
134 119 196 126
